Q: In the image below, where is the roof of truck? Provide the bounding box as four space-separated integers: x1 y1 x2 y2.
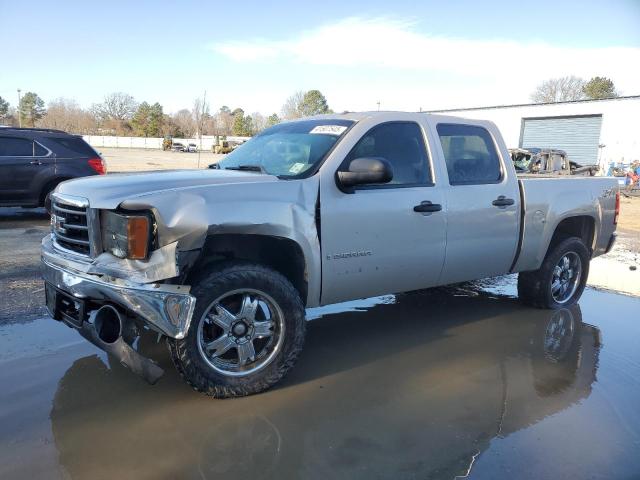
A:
296 110 485 124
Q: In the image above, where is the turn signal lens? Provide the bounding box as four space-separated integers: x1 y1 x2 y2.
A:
102 211 151 260
127 216 150 260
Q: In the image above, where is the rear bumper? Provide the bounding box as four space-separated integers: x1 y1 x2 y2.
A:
42 235 196 339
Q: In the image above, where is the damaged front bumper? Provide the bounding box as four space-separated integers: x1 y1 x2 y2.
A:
42 234 196 339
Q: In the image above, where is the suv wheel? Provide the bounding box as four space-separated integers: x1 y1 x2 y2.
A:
168 262 306 398
518 237 590 309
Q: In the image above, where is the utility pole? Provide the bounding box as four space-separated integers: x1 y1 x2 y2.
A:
17 89 22 127
376 101 380 111
198 90 206 169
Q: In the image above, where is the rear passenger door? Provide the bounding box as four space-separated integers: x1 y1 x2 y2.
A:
0 136 52 205
435 123 520 284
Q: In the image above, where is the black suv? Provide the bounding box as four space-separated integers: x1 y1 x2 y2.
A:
0 127 106 210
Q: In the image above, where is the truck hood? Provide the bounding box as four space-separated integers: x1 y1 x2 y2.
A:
56 169 279 210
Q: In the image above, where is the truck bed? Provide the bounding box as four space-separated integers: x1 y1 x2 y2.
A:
512 175 618 273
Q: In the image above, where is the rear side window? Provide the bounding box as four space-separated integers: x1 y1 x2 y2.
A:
0 137 37 156
47 136 98 157
436 124 502 185
344 122 432 186
34 143 48 156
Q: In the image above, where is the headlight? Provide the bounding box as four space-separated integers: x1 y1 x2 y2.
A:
102 211 151 260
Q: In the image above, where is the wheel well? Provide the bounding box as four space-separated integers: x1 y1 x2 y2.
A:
39 178 70 206
187 234 308 304
549 216 595 255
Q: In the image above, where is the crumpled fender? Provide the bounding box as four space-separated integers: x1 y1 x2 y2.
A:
119 177 322 305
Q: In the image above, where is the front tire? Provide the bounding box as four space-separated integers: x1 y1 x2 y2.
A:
518 237 590 309
168 262 306 398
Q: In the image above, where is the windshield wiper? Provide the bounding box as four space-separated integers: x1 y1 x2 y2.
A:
224 165 266 173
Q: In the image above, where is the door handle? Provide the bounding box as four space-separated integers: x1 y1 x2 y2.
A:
30 160 42 165
492 195 515 207
413 201 442 213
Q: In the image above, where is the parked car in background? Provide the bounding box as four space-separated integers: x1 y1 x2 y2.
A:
172 142 186 152
187 143 198 153
0 127 106 211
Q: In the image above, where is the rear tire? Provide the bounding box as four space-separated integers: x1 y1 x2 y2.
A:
168 262 306 398
518 236 589 309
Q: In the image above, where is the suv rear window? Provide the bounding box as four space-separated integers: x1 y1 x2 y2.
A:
47 136 98 157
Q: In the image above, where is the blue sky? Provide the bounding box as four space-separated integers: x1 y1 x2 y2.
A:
1 0 639 115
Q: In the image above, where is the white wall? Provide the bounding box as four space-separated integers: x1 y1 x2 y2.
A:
84 135 251 151
431 97 640 170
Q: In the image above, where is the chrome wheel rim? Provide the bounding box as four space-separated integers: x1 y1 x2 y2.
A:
550 252 582 304
543 309 576 362
197 289 285 377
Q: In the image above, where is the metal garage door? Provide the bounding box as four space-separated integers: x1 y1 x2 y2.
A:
520 115 602 165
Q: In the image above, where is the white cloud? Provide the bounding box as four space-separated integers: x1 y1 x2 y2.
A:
210 17 640 111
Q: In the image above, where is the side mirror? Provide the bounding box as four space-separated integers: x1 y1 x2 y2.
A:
336 157 393 192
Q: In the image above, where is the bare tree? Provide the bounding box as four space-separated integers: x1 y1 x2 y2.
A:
37 98 97 134
91 92 137 121
216 107 234 136
530 76 586 103
251 112 267 133
172 109 196 137
281 91 305 119
203 114 218 135
192 96 210 137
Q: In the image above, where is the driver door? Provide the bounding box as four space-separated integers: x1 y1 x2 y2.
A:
319 121 447 305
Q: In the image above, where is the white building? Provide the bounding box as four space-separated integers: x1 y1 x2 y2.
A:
430 95 640 171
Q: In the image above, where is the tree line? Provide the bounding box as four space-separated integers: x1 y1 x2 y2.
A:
530 76 619 103
0 89 333 137
0 78 622 133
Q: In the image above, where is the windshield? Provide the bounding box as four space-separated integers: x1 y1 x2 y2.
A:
215 119 354 177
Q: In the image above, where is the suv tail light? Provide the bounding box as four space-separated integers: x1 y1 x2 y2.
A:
614 190 620 225
88 157 106 175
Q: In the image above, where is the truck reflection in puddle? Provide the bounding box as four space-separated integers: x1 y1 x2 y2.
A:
50 290 600 479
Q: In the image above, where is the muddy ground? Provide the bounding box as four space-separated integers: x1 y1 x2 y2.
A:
1 266 639 478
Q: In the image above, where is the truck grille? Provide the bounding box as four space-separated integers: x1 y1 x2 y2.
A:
51 199 91 256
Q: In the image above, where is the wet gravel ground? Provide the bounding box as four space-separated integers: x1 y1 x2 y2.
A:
1 208 640 479
0 208 50 323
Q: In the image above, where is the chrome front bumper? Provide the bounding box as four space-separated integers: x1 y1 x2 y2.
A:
42 235 196 339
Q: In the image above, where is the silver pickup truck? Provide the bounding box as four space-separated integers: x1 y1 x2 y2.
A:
42 112 619 397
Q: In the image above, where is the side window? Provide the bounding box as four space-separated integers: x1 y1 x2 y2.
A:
34 142 48 156
436 124 502 185
0 137 35 156
344 122 431 186
47 137 97 157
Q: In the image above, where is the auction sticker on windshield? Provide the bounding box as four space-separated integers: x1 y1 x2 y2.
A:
309 125 348 135
289 163 306 174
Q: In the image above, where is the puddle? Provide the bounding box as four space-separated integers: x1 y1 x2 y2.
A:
0 283 639 479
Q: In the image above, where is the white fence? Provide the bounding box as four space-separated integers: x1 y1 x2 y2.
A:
83 135 251 151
